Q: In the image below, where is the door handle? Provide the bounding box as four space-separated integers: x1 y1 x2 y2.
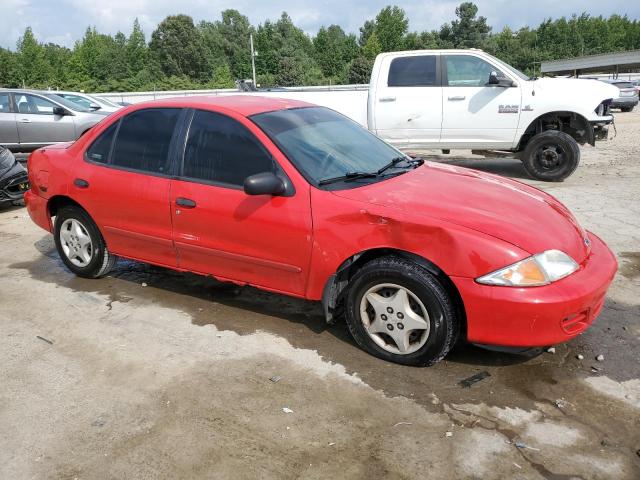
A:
379 96 396 102
19 118 31 123
73 178 89 189
448 96 466 101
176 197 196 208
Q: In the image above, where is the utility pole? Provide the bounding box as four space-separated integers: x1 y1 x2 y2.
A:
250 33 257 87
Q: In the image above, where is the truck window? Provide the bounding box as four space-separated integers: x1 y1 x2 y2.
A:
388 56 437 87
445 55 504 87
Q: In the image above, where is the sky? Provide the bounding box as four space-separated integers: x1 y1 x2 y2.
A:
1 0 639 50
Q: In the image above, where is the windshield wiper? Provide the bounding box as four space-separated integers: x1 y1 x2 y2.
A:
318 171 379 186
377 156 423 175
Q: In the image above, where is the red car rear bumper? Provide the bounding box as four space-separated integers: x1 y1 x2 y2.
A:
25 190 52 233
452 232 617 347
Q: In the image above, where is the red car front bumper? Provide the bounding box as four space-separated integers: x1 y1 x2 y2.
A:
452 232 617 347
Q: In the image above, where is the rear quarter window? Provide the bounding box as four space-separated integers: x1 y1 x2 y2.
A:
86 122 118 164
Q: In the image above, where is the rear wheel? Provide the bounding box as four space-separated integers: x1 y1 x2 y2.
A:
344 256 459 366
54 206 116 278
522 130 580 182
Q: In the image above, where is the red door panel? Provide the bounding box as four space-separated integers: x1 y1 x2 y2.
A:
170 180 312 296
71 162 176 267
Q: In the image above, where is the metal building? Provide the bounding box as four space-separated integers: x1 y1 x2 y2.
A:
541 50 640 78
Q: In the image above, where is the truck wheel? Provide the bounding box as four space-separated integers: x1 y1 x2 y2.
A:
53 205 116 278
344 256 459 366
522 130 580 182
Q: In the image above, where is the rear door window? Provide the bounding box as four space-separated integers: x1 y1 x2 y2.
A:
111 108 180 174
388 56 438 87
182 110 274 187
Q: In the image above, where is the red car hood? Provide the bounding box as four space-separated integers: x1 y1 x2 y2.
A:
331 162 590 262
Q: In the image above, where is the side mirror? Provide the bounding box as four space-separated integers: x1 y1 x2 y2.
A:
243 172 285 196
88 103 101 110
53 106 67 116
488 71 514 87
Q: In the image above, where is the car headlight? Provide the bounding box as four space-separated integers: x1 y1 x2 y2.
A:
476 250 579 287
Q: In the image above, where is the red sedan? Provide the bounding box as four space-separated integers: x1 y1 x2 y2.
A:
24 96 617 366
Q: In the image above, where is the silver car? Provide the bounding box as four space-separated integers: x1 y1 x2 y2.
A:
53 91 123 113
0 89 109 152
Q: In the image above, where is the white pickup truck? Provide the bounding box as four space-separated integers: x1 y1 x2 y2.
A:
99 49 619 181
245 49 618 181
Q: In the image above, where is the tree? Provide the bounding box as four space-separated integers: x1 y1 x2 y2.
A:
440 2 491 48
2 3 640 92
358 20 376 47
0 48 18 87
15 27 52 87
126 19 147 75
149 15 210 81
200 10 253 81
375 6 408 51
313 25 358 78
362 31 382 60
348 56 373 84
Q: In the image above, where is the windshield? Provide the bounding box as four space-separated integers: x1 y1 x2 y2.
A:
251 107 412 188
91 95 120 108
43 93 93 113
484 53 530 81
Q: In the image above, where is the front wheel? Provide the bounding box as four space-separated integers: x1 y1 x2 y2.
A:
521 130 580 182
54 205 116 278
344 256 459 366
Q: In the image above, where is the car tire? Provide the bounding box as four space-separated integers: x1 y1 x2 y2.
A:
522 130 580 182
620 106 634 112
53 205 116 278
344 256 459 366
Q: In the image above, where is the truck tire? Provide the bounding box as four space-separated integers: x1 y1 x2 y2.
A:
521 130 580 182
344 256 459 366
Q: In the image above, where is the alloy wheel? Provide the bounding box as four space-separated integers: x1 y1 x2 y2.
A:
59 218 93 267
359 283 430 355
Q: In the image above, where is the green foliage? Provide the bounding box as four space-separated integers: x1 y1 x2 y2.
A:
440 2 491 48
149 14 210 81
363 31 382 60
375 6 409 51
348 56 374 84
2 3 640 91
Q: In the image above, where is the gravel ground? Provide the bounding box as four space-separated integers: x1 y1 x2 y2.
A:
1 110 639 479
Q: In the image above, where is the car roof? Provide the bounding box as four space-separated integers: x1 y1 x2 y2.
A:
133 95 315 117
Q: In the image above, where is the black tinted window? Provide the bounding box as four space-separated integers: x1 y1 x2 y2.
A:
388 56 437 87
112 108 180 173
86 122 117 163
183 110 273 186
